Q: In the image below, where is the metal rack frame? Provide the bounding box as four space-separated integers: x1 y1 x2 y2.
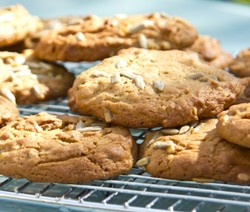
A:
0 62 249 212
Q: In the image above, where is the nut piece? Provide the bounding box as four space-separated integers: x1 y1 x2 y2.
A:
0 88 16 104
153 80 165 92
104 108 113 123
161 128 179 135
138 34 148 49
75 32 86 41
136 157 150 166
134 75 145 90
237 173 250 181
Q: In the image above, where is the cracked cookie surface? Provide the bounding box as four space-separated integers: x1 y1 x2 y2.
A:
34 13 197 62
72 48 242 128
139 119 250 184
0 112 137 183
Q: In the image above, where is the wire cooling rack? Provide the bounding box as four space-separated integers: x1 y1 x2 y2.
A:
0 62 250 212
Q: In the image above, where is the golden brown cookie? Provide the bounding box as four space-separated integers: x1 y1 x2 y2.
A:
229 48 250 77
0 4 42 47
0 112 138 183
186 35 233 69
0 95 18 126
234 77 250 104
138 119 250 184
25 16 84 49
72 48 242 128
0 50 74 104
34 13 197 62
217 103 250 148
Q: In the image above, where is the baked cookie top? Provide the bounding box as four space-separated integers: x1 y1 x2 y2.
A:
0 4 42 47
0 50 74 104
217 103 250 148
0 95 18 126
234 77 250 104
186 35 233 69
72 48 242 128
229 48 250 77
138 118 250 184
25 15 84 49
0 112 137 183
34 13 197 62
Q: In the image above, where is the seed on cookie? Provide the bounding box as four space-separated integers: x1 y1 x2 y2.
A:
188 73 205 80
120 69 137 79
128 20 154 33
33 85 44 98
111 72 121 84
136 157 150 166
138 34 148 49
0 88 16 104
179 125 190 134
38 62 52 70
146 131 160 147
153 80 165 92
167 144 176 153
75 120 85 130
77 126 103 132
74 32 86 41
237 173 250 181
115 59 127 69
91 70 110 77
134 75 145 90
153 140 174 149
104 108 113 123
161 128 179 135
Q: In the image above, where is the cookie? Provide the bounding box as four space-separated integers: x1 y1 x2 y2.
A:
138 118 250 184
234 77 250 104
34 13 197 62
72 48 242 128
25 16 84 49
0 4 42 47
0 50 74 104
229 48 250 77
0 112 137 183
0 95 18 126
217 103 250 148
186 35 233 69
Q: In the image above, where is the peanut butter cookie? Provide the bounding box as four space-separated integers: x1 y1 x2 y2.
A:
0 4 42 47
34 13 197 61
138 119 250 184
72 48 242 128
0 112 137 183
217 103 250 148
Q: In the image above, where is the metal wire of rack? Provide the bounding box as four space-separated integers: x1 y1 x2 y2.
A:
0 62 250 212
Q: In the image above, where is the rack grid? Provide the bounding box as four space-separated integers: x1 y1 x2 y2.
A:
0 62 249 212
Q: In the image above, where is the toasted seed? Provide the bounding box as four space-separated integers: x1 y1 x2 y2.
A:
161 128 179 135
115 59 127 69
77 126 103 132
33 85 43 98
153 80 165 92
111 72 121 84
153 140 174 149
128 20 153 33
192 178 215 183
192 123 204 134
0 88 16 104
237 173 250 181
188 73 205 80
120 70 136 79
146 131 160 147
138 34 148 49
104 108 113 123
75 32 86 41
179 125 190 134
190 120 199 129
26 61 40 69
135 75 145 89
76 120 86 130
91 70 110 77
136 157 150 166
